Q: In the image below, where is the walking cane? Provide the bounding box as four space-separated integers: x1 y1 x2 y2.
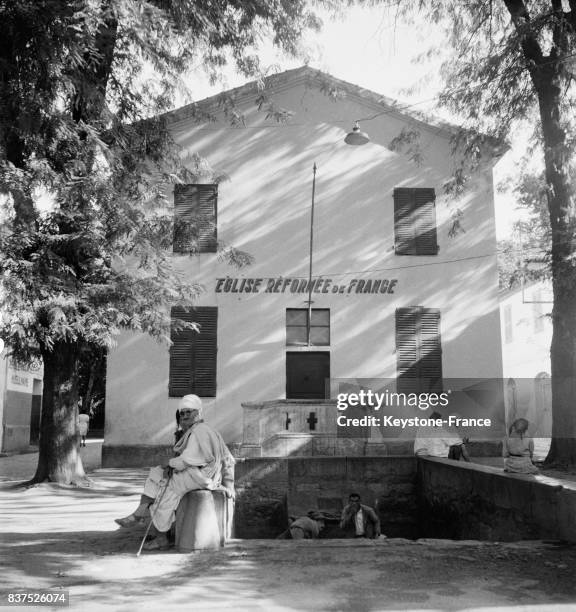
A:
136 470 172 557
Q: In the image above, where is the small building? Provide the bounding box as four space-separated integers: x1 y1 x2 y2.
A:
500 279 552 441
104 67 505 466
0 347 43 453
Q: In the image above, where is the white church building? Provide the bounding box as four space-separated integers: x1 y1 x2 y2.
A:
103 67 506 466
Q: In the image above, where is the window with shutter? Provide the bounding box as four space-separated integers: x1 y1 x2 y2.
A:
169 306 218 397
393 188 438 255
173 184 217 253
395 307 442 394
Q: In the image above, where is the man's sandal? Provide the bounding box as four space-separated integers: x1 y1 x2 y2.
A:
114 514 147 528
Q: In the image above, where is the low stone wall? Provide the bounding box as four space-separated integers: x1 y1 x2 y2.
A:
234 458 290 539
235 456 418 539
417 457 576 542
103 440 501 466
105 448 576 542
102 444 173 468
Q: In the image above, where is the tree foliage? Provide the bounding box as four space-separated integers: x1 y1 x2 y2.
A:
393 0 576 465
498 166 552 289
0 0 323 483
0 0 322 356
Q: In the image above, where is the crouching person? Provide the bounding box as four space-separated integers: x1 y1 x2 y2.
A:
115 394 235 551
277 511 326 539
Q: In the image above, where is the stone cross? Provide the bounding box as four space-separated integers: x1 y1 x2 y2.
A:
307 411 318 431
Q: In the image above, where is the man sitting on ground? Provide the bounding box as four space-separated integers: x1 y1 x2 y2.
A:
414 411 469 460
339 493 382 539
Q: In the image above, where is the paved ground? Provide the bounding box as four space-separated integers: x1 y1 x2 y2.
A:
2 444 576 612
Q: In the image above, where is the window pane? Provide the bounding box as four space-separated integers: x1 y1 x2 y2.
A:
287 327 308 345
311 309 329 325
310 327 330 346
287 309 307 326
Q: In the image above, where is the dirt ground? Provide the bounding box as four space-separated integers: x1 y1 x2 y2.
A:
2 446 576 611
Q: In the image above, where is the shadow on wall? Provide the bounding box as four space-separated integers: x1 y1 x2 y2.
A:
106 78 503 444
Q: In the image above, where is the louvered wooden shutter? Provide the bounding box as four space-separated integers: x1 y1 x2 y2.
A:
169 306 218 397
394 189 417 255
173 184 217 253
395 307 442 394
393 188 438 255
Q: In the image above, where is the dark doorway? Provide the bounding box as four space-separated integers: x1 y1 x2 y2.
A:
286 352 330 399
78 346 107 437
30 378 42 445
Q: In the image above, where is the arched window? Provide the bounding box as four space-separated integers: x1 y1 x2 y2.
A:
534 372 551 435
506 378 517 425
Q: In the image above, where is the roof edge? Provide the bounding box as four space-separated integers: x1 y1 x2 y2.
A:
161 66 508 159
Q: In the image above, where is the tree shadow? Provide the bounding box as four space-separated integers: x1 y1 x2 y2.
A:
0 468 146 496
3 528 576 610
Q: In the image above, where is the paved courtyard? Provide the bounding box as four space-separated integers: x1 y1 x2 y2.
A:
1 444 576 611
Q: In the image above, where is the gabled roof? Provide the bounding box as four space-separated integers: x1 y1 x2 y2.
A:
162 66 507 157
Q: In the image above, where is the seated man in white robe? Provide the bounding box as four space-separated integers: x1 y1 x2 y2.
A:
115 394 235 550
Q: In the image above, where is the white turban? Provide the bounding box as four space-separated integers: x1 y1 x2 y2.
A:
179 394 203 415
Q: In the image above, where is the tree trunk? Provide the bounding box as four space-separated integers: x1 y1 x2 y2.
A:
533 68 576 466
547 291 576 465
32 341 86 484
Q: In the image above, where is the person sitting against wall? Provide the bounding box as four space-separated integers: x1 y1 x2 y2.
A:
115 394 235 550
414 411 467 459
339 493 382 539
503 417 539 474
276 511 326 539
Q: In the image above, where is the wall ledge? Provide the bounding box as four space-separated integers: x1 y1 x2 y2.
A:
418 456 575 491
